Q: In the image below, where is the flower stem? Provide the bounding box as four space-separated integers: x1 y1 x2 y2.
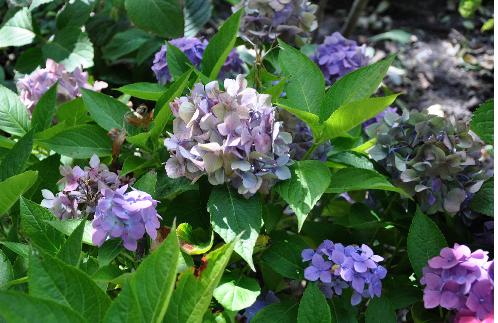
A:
302 142 319 160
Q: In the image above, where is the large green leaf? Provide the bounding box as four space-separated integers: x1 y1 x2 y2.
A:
278 40 325 119
322 94 398 140
0 250 14 290
45 219 93 245
117 82 166 101
0 171 38 216
0 8 35 48
323 55 395 112
31 83 57 132
165 241 236 323
56 0 95 29
213 272 260 311
326 168 409 197
407 209 447 278
167 42 194 81
124 0 183 38
102 29 153 61
0 291 86 323
97 240 123 267
42 28 94 71
176 222 214 255
0 130 33 181
365 296 396 323
184 0 213 37
56 219 86 266
103 226 180 323
208 186 262 270
0 84 31 136
470 178 494 216
470 99 493 144
252 300 299 323
81 89 129 131
459 0 482 17
201 10 243 79
261 233 307 280
297 283 330 323
40 124 112 158
56 98 92 127
29 252 111 322
20 197 64 254
275 160 331 230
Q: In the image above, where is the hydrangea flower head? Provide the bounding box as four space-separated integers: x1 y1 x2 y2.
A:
164 75 293 197
302 240 387 305
92 185 161 251
17 59 107 113
421 244 493 321
234 0 318 45
366 109 493 218
312 32 369 84
151 37 243 84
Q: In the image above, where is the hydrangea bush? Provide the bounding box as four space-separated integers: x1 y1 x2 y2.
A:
0 2 493 323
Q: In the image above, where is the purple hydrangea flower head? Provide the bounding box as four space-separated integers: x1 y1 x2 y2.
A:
312 32 369 84
302 240 386 305
17 59 107 113
234 0 318 45
420 244 494 321
164 75 293 197
151 37 244 84
92 185 161 251
40 189 80 220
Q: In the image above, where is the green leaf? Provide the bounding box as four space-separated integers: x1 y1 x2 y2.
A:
407 209 447 278
184 0 213 37
323 55 395 113
177 223 214 255
97 239 123 267
278 40 325 119
81 89 129 131
165 241 236 323
0 291 86 323
0 8 35 48
327 168 409 197
328 152 375 170
481 18 494 32
149 68 193 141
459 0 482 17
297 283 331 323
133 171 157 196
20 197 64 253
275 160 331 231
31 83 57 132
0 130 33 181
116 82 166 101
0 241 30 258
252 300 299 323
42 28 94 71
365 296 396 323
121 155 155 176
56 98 92 127
104 227 180 323
167 42 194 80
0 251 14 290
470 99 493 144
15 47 43 74
208 186 262 270
329 292 359 323
0 84 31 136
156 170 198 199
470 178 494 216
213 272 260 311
322 94 399 140
56 219 85 266
201 10 243 79
40 124 112 158
45 219 93 245
370 30 412 44
29 252 111 322
56 0 95 29
102 29 153 61
124 0 184 38
0 171 38 216
261 233 307 279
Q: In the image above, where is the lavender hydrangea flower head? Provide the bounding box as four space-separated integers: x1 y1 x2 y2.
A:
164 75 293 197
302 240 387 305
234 0 318 45
151 37 244 84
16 59 107 113
92 185 161 251
420 244 493 321
366 109 493 218
312 32 369 84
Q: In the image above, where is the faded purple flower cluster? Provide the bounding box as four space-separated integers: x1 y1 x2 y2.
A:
312 32 369 84
17 59 107 113
362 106 398 129
92 185 161 251
41 155 161 251
151 37 244 84
164 75 293 197
302 240 387 305
421 244 494 321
